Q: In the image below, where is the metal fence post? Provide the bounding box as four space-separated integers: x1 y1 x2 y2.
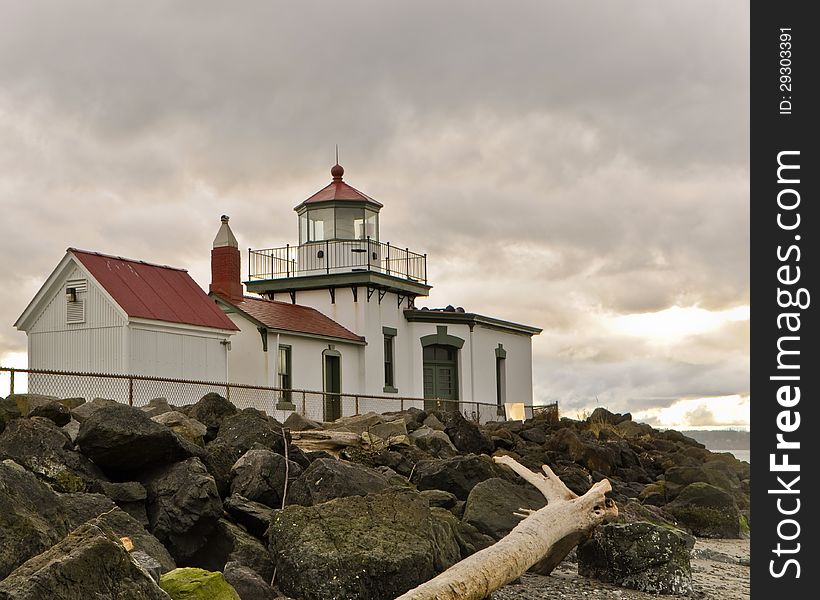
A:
226 383 231 402
400 397 404 411
301 391 307 416
128 377 133 407
354 395 359 415
9 369 14 395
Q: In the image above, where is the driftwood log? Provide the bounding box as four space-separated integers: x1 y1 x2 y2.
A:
395 455 618 600
288 430 362 454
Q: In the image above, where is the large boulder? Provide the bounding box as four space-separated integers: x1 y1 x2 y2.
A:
578 521 694 595
223 495 276 539
216 409 287 455
153 411 208 446
287 457 391 506
411 454 507 500
100 480 150 525
230 447 302 508
429 506 494 559
160 567 240 600
0 520 169 600
223 561 278 600
141 397 174 418
3 393 58 416
201 439 242 498
70 397 117 423
665 482 741 538
60 492 176 573
410 426 459 458
187 393 238 440
141 457 223 564
269 489 455 600
0 460 71 580
187 519 274 582
77 403 201 475
282 411 323 431
0 416 108 492
463 477 547 540
28 400 72 426
436 410 494 455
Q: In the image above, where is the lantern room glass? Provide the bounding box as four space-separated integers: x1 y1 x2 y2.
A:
301 206 380 242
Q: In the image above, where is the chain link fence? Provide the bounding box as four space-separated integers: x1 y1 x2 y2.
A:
0 366 536 425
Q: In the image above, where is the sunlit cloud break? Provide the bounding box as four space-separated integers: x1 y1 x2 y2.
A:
604 305 749 344
633 394 750 430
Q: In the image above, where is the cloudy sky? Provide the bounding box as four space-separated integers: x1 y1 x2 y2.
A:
0 1 749 428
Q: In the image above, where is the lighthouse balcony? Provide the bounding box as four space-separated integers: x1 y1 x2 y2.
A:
248 239 427 286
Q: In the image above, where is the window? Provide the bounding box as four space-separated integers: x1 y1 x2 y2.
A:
383 327 397 392
335 207 366 240
65 279 87 324
307 208 334 241
279 345 292 402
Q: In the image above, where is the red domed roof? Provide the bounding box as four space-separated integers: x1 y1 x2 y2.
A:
294 164 383 210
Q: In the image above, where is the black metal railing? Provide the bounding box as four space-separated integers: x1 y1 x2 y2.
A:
248 238 427 284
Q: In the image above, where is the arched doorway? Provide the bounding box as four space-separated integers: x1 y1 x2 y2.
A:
422 344 459 411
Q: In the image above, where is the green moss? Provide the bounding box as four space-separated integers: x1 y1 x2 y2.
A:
739 514 750 535
159 568 240 600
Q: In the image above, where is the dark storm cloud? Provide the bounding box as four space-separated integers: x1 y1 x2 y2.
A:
0 1 749 421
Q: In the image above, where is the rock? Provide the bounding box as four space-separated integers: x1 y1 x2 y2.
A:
326 411 384 433
578 521 694 595
141 457 223 564
62 417 81 442
288 457 391 506
60 491 175 573
463 477 547 540
282 411 323 431
59 397 86 410
616 420 655 438
0 402 18 434
100 480 149 525
420 489 459 510
4 393 58 416
223 561 277 600
77 403 201 475
0 460 71 580
0 519 168 600
410 425 459 458
552 461 592 496
0 416 108 492
202 439 243 498
411 454 507 500
269 489 452 600
428 506 464 571
665 465 741 496
188 519 274 582
132 550 163 584
160 567 241 600
588 407 631 425
429 506 495 558
665 482 741 538
369 418 408 441
188 393 238 440
28 400 71 426
520 426 547 444
141 397 174 418
422 413 445 431
71 397 117 423
544 428 621 476
224 495 276 539
617 499 679 529
436 409 494 455
230 447 302 508
216 408 287 455
153 411 208 446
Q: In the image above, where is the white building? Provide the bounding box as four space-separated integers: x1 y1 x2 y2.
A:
15 162 541 421
210 163 542 420
14 248 238 399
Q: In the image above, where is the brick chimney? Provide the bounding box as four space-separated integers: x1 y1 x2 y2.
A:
210 215 244 303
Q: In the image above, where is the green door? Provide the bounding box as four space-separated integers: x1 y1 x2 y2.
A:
423 344 459 411
324 354 341 421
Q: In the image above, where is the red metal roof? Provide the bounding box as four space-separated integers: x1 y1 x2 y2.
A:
294 164 383 210
223 295 365 343
70 249 239 331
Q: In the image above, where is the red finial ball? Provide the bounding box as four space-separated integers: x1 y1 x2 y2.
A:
331 163 344 180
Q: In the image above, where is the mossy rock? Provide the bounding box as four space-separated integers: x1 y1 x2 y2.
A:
160 568 240 600
665 482 741 538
